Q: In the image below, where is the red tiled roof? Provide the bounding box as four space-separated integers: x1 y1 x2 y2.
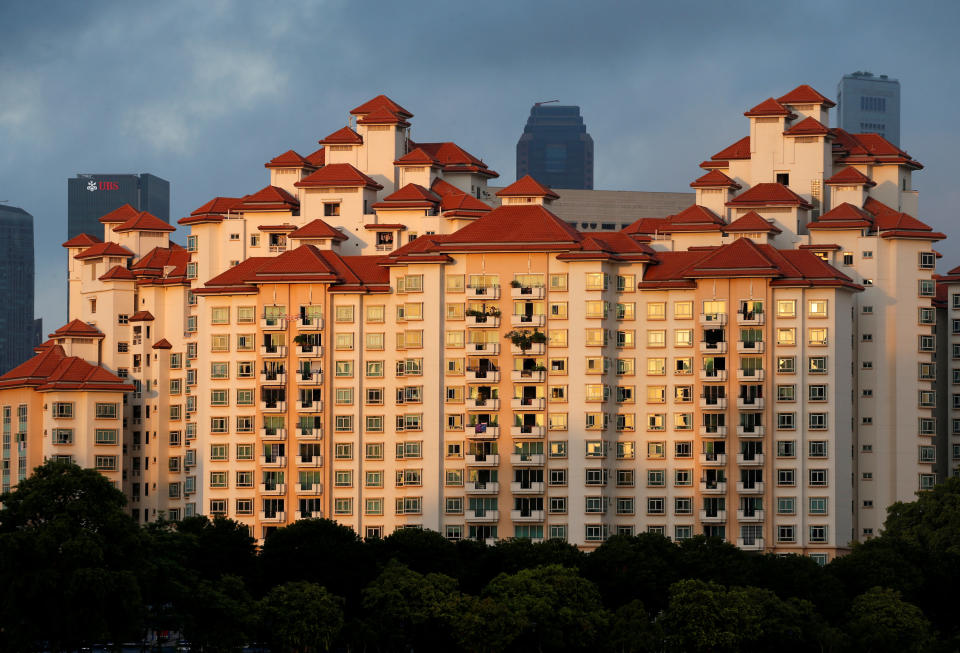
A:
62 233 103 248
50 319 104 339
350 95 413 118
130 311 154 321
831 128 923 169
777 84 836 108
724 211 782 233
152 338 172 350
196 257 271 294
727 183 813 209
257 224 296 232
825 167 875 186
98 265 136 281
265 149 309 168
364 223 407 230
440 204 581 247
0 345 132 392
304 147 325 167
98 204 139 224
178 196 242 225
808 202 874 230
659 205 725 232
114 211 175 233
319 126 363 145
357 106 410 127
710 136 751 161
289 219 348 241
295 163 383 190
131 244 190 285
744 98 795 118
690 169 741 189
622 217 668 236
235 186 300 212
394 148 441 166
863 196 897 217
784 116 830 136
372 183 441 210
556 232 656 262
430 177 466 197
496 175 559 199
75 242 135 260
441 192 490 217
412 142 498 178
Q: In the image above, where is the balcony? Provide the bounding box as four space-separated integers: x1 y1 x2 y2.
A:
511 425 545 437
511 397 545 410
737 425 764 437
511 286 545 299
259 371 287 385
465 509 499 522
737 341 765 353
699 481 727 493
260 317 287 330
467 425 499 438
260 400 287 413
700 341 728 354
297 316 324 330
466 314 501 328
737 538 764 551
510 509 545 522
510 481 545 494
259 455 287 467
700 312 728 325
699 425 727 437
466 369 500 383
468 342 500 356
511 314 546 327
699 510 727 522
737 509 764 522
737 453 764 466
259 511 286 522
736 481 764 494
737 397 765 410
260 427 286 440
296 427 322 440
511 369 546 383
737 312 765 325
296 400 323 412
737 369 765 381
294 510 323 519
699 397 728 410
466 285 500 300
295 483 323 495
259 483 286 495
260 345 288 358
296 344 323 358
296 370 323 385
510 453 545 466
466 481 499 494
511 342 545 355
700 369 728 381
466 398 500 411
466 454 500 466
295 454 323 467
699 453 727 466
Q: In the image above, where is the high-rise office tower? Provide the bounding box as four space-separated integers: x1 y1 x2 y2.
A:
0 205 36 373
516 103 594 190
836 72 901 145
67 173 170 239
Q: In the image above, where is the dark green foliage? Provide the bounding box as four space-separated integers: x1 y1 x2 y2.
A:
259 581 344 653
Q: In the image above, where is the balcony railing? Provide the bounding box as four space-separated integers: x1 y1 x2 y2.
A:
259 510 286 522
511 314 546 327
260 427 286 440
466 368 500 383
510 453 545 466
510 481 545 494
259 483 286 495
699 510 727 522
294 483 323 495
297 316 324 331
259 371 287 384
296 400 323 412
511 342 545 355
468 342 500 355
737 368 765 380
699 480 727 493
511 397 545 410
466 314 501 328
466 285 500 300
737 509 764 522
465 509 499 522
700 341 727 354
260 317 287 330
259 400 287 413
466 481 499 494
511 369 546 383
700 312 728 325
296 344 323 358
737 424 764 437
466 397 500 411
699 453 727 465
737 311 765 325
259 455 287 467
511 286 545 299
295 454 323 467
510 509 545 522
736 481 764 494
467 424 499 438
737 397 765 410
736 453 765 466
465 454 500 466
700 369 728 381
737 341 765 353
296 370 323 385
737 537 764 551
510 425 545 437
260 345 287 358
296 426 322 439
699 397 728 410
699 425 727 437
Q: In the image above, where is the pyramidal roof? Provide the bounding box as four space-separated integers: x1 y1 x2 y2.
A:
289 219 348 241
496 175 559 199
50 319 104 339
825 166 876 186
62 233 103 248
724 211 782 233
265 149 309 168
690 169 741 189
114 211 175 233
319 126 363 145
98 204 140 224
441 204 580 246
744 97 795 118
727 183 813 209
235 185 300 211
349 94 413 119
295 163 383 190
777 84 836 108
784 117 830 136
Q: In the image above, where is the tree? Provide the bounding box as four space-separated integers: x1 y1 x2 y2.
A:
607 600 661 653
660 579 742 653
368 526 460 577
0 460 146 650
179 574 255 652
259 581 344 653
846 587 932 653
583 533 680 610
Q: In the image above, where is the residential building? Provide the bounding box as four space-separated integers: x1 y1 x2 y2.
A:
0 204 37 374
836 72 901 146
67 173 170 240
516 103 594 190
5 87 941 561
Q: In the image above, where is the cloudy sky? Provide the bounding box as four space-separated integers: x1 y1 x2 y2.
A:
2 0 959 329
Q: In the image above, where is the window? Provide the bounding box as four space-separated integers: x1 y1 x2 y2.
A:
919 280 935 297
809 357 827 374
777 440 795 457
919 252 936 269
777 413 796 430
776 328 796 346
335 306 354 322
808 385 826 402
777 469 796 486
777 385 796 402
777 357 795 374
52 402 74 419
777 498 796 515
674 301 693 319
674 497 692 515
94 429 118 445
808 300 828 317
809 469 828 487
95 403 118 419
776 300 796 318
777 526 795 543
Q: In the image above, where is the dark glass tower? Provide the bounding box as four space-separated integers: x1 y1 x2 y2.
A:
67 173 170 239
516 104 594 190
0 205 36 373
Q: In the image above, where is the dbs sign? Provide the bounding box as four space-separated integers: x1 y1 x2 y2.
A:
86 181 120 191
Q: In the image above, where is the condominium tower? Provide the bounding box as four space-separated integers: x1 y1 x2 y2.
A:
517 103 594 190
0 204 37 373
67 173 170 240
836 72 901 146
1 87 942 562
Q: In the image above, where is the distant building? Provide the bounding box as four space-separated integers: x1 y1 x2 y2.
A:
516 104 594 190
67 173 169 239
0 205 35 374
836 72 901 145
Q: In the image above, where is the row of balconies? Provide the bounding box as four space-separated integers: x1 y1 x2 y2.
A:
465 285 548 300
465 453 547 466
260 427 322 440
699 312 765 326
259 370 323 385
260 317 324 331
699 453 765 466
260 400 323 413
464 398 548 411
465 369 548 383
699 481 765 494
463 481 547 494
699 397 765 410
260 345 323 358
257 483 323 496
259 455 323 467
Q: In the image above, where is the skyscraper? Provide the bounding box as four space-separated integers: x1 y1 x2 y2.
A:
0 205 36 373
516 103 594 189
836 72 901 145
67 173 170 239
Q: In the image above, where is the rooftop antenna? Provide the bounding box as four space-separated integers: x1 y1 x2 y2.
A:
534 100 559 107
